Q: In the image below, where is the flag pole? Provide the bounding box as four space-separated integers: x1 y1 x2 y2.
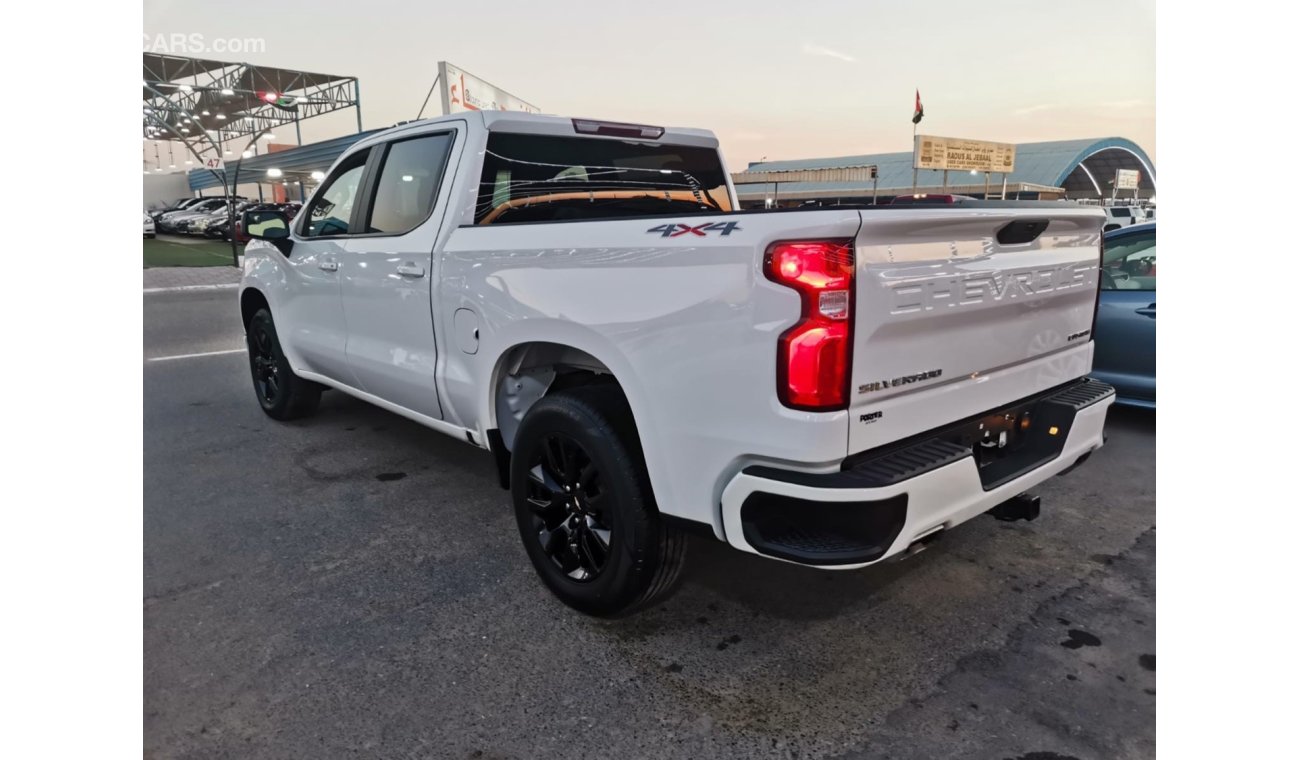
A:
911 119 918 195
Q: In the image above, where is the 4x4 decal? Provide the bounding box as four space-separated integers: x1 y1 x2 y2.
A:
647 221 742 238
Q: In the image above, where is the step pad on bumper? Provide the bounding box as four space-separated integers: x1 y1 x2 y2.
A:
746 438 970 490
1044 378 1117 411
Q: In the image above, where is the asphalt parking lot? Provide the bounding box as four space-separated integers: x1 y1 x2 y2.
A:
144 286 1156 760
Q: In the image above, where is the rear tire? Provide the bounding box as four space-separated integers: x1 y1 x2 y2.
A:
511 384 686 617
246 308 321 420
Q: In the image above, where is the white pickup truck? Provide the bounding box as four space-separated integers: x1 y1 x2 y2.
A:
239 112 1114 617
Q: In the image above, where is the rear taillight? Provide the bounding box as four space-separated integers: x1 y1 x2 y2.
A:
764 239 856 411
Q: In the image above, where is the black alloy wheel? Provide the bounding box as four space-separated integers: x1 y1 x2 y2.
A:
245 308 321 420
524 433 612 582
510 385 686 617
249 319 282 407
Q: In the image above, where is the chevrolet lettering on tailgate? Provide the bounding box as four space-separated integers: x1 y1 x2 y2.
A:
889 263 1093 314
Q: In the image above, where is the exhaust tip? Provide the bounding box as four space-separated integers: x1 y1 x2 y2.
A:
900 526 945 559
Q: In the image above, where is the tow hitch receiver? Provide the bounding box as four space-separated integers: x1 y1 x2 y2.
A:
989 492 1041 522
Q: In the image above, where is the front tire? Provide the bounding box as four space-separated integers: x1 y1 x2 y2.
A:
246 308 321 420
511 385 686 617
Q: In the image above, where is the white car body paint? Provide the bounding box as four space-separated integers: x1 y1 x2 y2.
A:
241 111 1112 567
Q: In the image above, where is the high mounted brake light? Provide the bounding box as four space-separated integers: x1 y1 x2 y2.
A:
764 240 856 411
571 119 665 140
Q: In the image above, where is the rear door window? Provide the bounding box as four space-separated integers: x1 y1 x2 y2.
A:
363 133 455 235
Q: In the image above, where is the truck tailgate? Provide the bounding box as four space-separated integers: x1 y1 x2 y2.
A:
848 206 1104 454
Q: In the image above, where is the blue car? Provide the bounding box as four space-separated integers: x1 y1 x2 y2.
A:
1091 222 1156 408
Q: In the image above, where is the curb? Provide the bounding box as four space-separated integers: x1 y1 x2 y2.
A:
143 283 240 294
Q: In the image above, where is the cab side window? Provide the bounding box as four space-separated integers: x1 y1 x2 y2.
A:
302 149 370 237
364 133 455 235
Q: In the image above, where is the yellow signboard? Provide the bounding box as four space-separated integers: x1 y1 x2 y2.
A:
914 135 1016 173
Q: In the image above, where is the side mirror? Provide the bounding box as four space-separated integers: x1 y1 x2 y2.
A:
242 210 293 255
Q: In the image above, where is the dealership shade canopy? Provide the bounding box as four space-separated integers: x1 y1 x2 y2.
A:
187 129 383 192
143 53 360 147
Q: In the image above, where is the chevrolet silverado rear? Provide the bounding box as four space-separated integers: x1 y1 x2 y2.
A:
719 203 1112 567
240 111 1112 616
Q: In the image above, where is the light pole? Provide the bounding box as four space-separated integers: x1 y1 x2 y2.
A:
227 125 280 267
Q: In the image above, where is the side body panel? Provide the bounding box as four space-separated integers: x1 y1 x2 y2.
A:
437 210 863 529
1091 224 1156 406
1091 289 1156 404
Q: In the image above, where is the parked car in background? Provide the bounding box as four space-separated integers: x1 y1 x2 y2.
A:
1101 205 1147 232
158 198 223 232
150 197 204 223
1091 222 1156 407
158 197 246 233
168 199 237 234
143 213 155 239
208 201 277 240
189 201 252 236
205 215 233 240
186 210 221 236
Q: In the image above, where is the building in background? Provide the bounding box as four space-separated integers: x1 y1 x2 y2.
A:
734 137 1154 207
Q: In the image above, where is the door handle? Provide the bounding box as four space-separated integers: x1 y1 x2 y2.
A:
318 260 338 272
1135 304 1156 318
396 262 425 278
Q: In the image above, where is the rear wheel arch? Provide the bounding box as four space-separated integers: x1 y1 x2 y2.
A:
488 341 643 489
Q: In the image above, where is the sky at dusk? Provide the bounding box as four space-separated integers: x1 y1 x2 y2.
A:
144 0 1155 171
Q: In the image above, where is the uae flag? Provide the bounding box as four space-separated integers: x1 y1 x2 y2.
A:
912 90 924 125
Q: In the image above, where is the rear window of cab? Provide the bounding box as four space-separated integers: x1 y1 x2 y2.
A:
475 132 731 225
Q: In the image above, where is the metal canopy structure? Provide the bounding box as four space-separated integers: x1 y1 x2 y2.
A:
143 53 360 157
187 129 383 192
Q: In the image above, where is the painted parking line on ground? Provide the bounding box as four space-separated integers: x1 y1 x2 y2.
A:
147 347 246 363
143 283 239 294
